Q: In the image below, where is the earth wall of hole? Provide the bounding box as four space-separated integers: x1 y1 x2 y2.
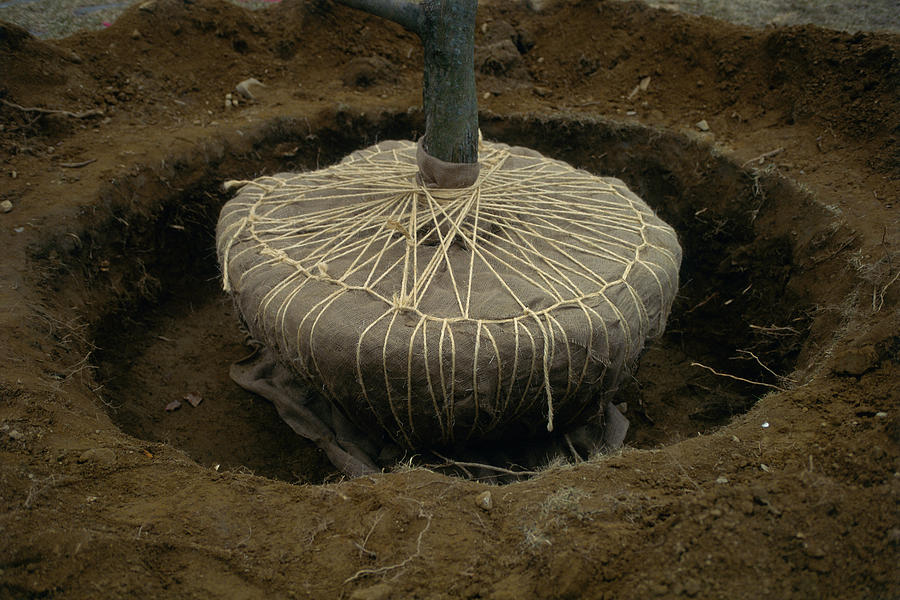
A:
34 108 853 482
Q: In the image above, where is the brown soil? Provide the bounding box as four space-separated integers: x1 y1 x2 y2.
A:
1 1 898 598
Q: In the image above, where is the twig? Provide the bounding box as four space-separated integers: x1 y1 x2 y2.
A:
431 456 539 478
564 434 583 463
873 268 900 313
733 350 796 385
1 98 104 119
741 147 784 168
355 511 384 559
60 159 97 168
24 475 57 509
810 233 859 265
690 362 786 391
235 524 252 548
685 292 718 314
749 323 800 337
344 512 432 584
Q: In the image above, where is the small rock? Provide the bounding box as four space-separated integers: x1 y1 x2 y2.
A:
804 544 826 558
349 582 392 600
165 399 182 412
130 29 141 40
475 490 493 511
715 476 729 484
1 200 12 213
533 86 551 97
695 119 710 132
832 345 879 376
77 448 116 465
524 0 559 11
235 78 266 100
8 429 23 440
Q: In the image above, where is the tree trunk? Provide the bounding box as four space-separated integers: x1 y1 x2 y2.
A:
334 0 479 165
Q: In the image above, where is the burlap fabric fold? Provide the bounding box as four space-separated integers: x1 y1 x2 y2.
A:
217 139 681 470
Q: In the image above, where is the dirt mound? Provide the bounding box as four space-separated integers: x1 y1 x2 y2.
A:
1 1 897 598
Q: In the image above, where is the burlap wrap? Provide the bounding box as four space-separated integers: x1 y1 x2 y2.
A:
217 139 681 456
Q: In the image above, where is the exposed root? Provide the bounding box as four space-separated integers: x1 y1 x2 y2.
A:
690 361 786 392
1 98 104 119
741 147 785 168
344 512 432 584
732 350 797 386
429 453 539 478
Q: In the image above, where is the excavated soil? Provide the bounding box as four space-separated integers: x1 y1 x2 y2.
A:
1 1 898 598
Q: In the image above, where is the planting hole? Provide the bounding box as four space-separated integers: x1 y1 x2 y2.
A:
88 112 830 483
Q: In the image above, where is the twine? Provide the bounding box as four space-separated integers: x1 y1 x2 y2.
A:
218 140 680 444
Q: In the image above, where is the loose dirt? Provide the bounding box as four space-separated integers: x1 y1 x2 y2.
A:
1 1 898 598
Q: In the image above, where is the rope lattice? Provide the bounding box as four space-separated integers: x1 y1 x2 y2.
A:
217 140 681 448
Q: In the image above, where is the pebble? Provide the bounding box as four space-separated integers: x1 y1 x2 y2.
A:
235 77 266 99
476 490 493 511
525 0 557 11
715 476 729 484
77 448 117 465
8 429 23 440
695 119 710 131
1 200 12 213
804 544 826 558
